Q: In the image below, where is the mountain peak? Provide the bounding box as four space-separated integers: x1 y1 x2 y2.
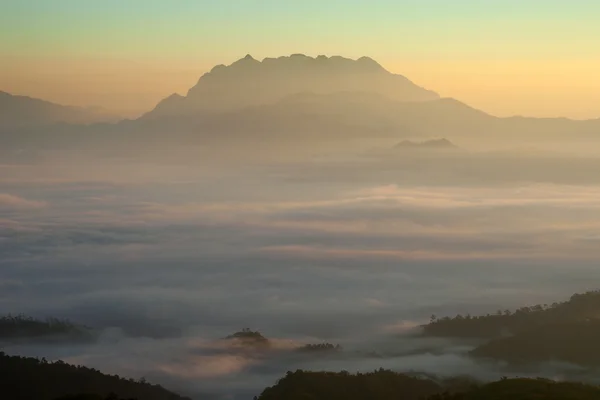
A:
357 56 384 70
148 54 440 117
212 54 389 74
230 54 259 67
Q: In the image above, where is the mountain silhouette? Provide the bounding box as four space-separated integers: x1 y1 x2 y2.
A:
146 54 439 118
3 55 600 156
0 91 120 128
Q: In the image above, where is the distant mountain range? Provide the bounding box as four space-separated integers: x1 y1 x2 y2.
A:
113 53 600 145
0 91 120 128
2 54 599 150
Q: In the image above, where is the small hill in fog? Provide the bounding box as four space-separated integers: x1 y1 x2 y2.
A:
296 342 343 353
394 138 458 150
146 54 439 117
225 328 270 347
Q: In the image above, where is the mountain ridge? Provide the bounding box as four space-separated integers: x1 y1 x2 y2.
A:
0 91 121 128
145 54 440 118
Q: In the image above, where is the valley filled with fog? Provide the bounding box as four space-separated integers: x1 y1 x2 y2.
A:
3 145 600 399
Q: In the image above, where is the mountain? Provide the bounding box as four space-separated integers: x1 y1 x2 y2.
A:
139 53 599 143
135 92 490 143
145 54 439 118
394 138 458 150
3 55 600 157
0 91 120 128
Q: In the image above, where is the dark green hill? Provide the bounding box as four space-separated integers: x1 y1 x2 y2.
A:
0 314 94 342
255 369 473 400
0 352 189 400
470 320 600 366
225 328 270 347
428 378 600 400
296 343 343 353
255 370 600 400
423 290 600 339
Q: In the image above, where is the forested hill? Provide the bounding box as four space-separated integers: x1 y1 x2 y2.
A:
422 290 600 338
429 378 600 400
470 319 600 366
0 314 94 342
255 370 600 400
0 352 189 400
255 369 476 400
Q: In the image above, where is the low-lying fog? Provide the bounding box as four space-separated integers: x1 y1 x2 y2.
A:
2 142 600 399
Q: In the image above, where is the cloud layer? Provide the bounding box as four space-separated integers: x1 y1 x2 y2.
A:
2 156 600 399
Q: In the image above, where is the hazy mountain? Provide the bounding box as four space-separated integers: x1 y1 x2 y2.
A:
141 71 599 145
3 55 600 157
139 90 600 148
0 91 120 128
145 54 439 118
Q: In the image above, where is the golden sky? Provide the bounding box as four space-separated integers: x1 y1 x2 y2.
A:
2 1 600 119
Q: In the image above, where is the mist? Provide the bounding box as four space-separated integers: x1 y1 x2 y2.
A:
3 144 600 398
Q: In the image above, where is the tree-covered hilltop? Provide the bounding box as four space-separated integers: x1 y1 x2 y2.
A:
225 328 270 346
0 352 189 400
422 290 600 339
254 370 600 400
470 319 600 366
254 369 475 400
0 314 94 342
427 378 600 400
296 343 343 353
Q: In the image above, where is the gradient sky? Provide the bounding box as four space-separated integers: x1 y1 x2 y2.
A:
2 0 600 118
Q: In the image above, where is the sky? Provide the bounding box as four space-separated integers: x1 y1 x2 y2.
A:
2 0 600 118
